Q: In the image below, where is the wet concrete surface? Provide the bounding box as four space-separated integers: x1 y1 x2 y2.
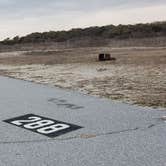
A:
0 76 166 166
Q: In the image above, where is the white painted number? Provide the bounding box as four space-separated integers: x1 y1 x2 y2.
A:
10 115 72 136
37 124 70 134
24 120 55 129
11 116 41 126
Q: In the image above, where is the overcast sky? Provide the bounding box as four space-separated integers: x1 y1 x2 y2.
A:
0 0 166 40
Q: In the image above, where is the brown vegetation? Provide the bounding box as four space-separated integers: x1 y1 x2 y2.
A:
0 46 165 109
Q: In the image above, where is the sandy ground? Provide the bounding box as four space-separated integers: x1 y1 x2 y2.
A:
0 47 165 109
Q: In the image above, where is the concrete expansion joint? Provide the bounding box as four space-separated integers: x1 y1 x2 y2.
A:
0 121 164 145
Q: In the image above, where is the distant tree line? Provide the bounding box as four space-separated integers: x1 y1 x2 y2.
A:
1 21 166 45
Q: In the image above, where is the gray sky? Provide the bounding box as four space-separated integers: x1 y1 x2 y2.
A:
0 0 166 40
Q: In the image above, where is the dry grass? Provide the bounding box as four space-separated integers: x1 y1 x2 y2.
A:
0 46 165 109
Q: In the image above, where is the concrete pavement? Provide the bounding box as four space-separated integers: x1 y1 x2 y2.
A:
0 76 166 166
